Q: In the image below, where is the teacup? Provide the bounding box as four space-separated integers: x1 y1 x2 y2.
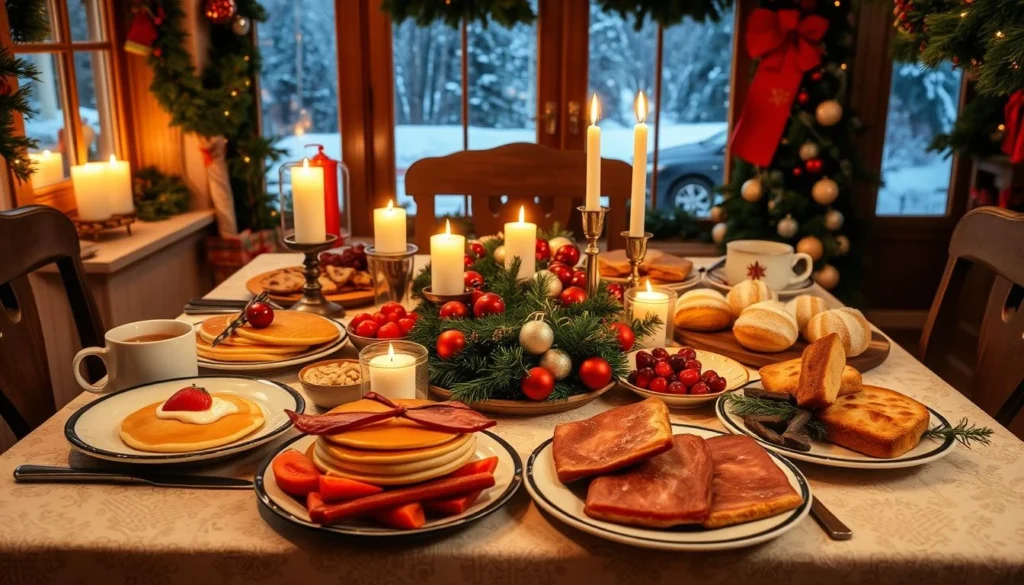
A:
724 240 813 291
73 319 198 393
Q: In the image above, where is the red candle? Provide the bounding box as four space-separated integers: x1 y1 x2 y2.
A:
307 144 342 242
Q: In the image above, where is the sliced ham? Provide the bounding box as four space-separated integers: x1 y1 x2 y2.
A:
703 434 803 528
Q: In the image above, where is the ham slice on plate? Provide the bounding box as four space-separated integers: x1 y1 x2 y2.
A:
552 398 673 483
703 434 804 528
584 434 713 528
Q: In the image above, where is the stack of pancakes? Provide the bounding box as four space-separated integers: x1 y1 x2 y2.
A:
196 311 340 363
308 399 477 486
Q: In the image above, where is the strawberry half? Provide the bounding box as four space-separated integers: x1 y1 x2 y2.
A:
162 384 213 411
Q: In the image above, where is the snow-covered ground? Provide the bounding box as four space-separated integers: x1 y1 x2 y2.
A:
877 159 953 216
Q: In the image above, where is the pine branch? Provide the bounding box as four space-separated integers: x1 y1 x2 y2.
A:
629 314 662 340
724 394 827 440
923 418 994 449
6 0 50 43
448 345 525 403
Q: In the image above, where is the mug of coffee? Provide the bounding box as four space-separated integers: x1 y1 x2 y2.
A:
73 319 198 393
724 240 813 291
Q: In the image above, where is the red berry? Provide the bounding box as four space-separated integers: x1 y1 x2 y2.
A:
380 302 406 318
473 293 506 318
709 375 728 393
162 384 212 411
654 361 674 379
702 370 719 384
690 382 710 395
439 301 470 320
652 348 669 360
667 381 687 395
464 270 485 290
570 269 587 288
245 301 274 329
397 317 416 334
678 368 701 387
677 347 696 361
349 313 372 329
354 320 380 338
635 351 654 369
371 312 387 325
648 377 669 393
635 367 654 389
669 355 688 372
377 322 403 339
685 359 702 372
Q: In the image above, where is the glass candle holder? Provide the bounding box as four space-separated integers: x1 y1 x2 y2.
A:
358 340 429 401
625 284 677 348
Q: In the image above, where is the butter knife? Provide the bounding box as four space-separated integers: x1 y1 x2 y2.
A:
13 465 252 490
810 496 852 540
210 291 269 347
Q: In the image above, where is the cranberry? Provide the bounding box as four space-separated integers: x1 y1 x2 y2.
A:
349 313 372 329
654 361 675 379
678 368 701 387
667 381 687 395
677 347 697 361
355 320 379 337
685 359 703 372
690 382 710 395
635 367 655 389
627 370 638 385
371 312 387 325
652 348 670 360
709 375 728 393
669 354 689 372
397 317 416 334
649 377 669 393
380 301 406 318
702 370 719 384
635 351 654 369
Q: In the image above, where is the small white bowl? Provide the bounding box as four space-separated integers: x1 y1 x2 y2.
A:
619 348 750 409
298 359 363 409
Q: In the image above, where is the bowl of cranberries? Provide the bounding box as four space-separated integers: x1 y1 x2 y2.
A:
621 346 749 409
347 302 417 350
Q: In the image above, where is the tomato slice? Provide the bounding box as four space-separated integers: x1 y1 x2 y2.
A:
272 449 321 498
319 475 384 503
448 456 498 478
423 490 483 517
373 502 425 530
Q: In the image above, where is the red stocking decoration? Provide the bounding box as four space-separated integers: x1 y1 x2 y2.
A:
124 8 158 56
1001 90 1024 164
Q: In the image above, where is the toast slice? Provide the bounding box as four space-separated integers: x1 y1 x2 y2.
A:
817 385 930 458
793 333 845 409
759 359 862 398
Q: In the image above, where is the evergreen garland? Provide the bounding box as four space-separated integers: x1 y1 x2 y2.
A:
5 0 49 43
929 94 1006 159
132 166 191 221
2 0 48 182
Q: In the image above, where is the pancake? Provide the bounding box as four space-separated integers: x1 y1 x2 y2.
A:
197 347 309 363
322 399 460 451
312 441 475 486
318 432 472 465
198 312 339 347
119 394 264 453
197 325 264 347
195 334 310 356
314 434 476 476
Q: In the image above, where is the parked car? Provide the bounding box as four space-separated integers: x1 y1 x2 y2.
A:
647 130 727 216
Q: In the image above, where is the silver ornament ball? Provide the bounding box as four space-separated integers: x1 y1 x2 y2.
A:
741 178 763 202
493 245 506 264
777 214 799 239
519 320 554 355
825 209 844 231
533 269 563 298
231 15 250 35
540 349 572 380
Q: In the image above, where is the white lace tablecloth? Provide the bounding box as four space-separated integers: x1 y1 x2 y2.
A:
1 253 1021 584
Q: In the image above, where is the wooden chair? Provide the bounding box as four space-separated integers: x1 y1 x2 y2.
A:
0 205 105 439
920 207 1024 433
406 143 632 251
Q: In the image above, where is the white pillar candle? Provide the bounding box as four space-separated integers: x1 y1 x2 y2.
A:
107 155 134 215
585 94 601 211
70 163 112 221
292 158 326 243
631 280 669 347
430 219 465 295
629 91 649 237
368 342 417 400
29 150 64 188
503 205 537 280
373 199 407 253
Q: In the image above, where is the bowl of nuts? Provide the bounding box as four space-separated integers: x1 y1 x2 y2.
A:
298 359 363 409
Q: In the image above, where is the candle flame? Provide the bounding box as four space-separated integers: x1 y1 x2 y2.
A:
109 154 117 164
302 157 310 169
42 149 52 157
635 91 647 124
387 199 394 211
590 94 600 125
518 206 525 223
645 279 653 293
444 219 451 236
387 342 395 361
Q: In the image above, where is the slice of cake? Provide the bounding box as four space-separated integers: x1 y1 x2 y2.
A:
794 333 846 409
759 359 862 398
818 386 930 458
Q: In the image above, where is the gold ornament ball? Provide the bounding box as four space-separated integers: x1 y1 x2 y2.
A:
767 198 778 212
815 100 843 127
712 222 727 244
741 178 763 203
813 265 840 290
812 178 839 205
540 348 572 380
493 245 506 264
777 215 799 239
710 205 724 223
533 269 563 298
799 142 820 161
797 235 824 261
836 234 850 255
825 209 844 231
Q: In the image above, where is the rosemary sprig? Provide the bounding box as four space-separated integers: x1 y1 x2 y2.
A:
923 418 994 449
724 394 827 440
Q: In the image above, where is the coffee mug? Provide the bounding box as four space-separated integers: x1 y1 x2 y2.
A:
73 319 198 393
725 240 813 291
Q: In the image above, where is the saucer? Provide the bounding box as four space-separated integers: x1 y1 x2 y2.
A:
703 266 815 297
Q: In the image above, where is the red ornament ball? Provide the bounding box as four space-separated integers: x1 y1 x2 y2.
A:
792 167 803 177
245 301 274 328
805 158 823 173
204 0 237 24
535 238 551 262
547 263 573 287
570 269 588 289
464 254 475 269
579 357 612 391
473 293 506 318
464 270 485 290
797 91 810 105
608 322 635 351
467 241 486 259
470 288 486 306
606 283 624 303
439 301 470 320
436 330 466 360
558 286 588 307
521 366 555 401
553 244 581 266
810 70 823 82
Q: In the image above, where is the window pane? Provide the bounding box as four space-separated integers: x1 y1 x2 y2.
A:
392 20 463 217
73 51 118 161
21 53 72 187
67 0 106 42
876 62 962 216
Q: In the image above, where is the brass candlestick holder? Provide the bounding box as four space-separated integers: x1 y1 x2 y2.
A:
365 243 418 306
621 230 653 290
578 205 609 298
281 234 345 318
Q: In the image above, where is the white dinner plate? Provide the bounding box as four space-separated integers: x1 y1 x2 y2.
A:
602 270 701 292
524 423 811 551
715 388 956 469
255 431 523 537
619 349 750 409
65 375 304 465
702 266 815 297
196 318 349 372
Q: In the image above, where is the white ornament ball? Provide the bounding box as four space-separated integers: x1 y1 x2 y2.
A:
815 100 843 127
741 178 763 203
519 320 554 355
813 265 840 290
548 236 573 253
797 235 824 262
825 209 844 231
799 142 819 161
777 215 799 239
533 269 563 298
812 178 839 205
493 245 506 264
712 222 727 244
540 348 572 380
836 234 850 255
709 206 724 223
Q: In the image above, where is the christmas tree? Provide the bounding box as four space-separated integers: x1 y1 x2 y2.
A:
717 0 861 296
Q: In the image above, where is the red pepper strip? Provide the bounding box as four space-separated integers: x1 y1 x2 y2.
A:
286 393 496 436
313 472 495 526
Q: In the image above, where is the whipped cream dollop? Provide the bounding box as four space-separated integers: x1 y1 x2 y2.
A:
156 397 239 424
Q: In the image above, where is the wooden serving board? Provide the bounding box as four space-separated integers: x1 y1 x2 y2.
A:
674 329 890 372
429 381 614 415
246 271 375 308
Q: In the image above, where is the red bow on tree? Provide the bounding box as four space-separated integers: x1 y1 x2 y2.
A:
729 9 830 166
1001 89 1024 164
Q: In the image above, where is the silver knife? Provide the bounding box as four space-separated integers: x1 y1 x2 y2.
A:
210 291 269 347
810 496 853 540
13 465 253 490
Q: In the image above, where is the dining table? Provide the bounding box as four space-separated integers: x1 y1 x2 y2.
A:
1 252 1022 585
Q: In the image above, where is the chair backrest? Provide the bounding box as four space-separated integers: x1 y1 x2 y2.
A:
0 205 105 438
406 143 632 251
920 207 1024 430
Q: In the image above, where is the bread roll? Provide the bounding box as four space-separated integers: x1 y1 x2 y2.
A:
785 294 828 335
732 301 798 353
805 307 872 357
727 279 777 317
674 289 733 332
